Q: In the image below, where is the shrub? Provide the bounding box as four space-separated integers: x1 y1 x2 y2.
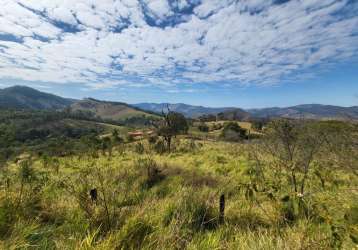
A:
251 120 265 131
135 157 164 188
19 159 36 183
220 122 247 141
198 123 209 132
126 133 135 143
112 129 123 144
279 195 318 224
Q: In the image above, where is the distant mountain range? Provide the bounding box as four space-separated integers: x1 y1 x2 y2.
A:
132 103 237 118
134 102 358 120
0 85 357 120
247 104 358 120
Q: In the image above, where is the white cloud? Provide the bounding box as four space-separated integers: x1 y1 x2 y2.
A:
0 0 357 89
144 0 172 20
48 6 78 25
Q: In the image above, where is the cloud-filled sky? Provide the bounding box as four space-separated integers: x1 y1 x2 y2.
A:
0 0 357 107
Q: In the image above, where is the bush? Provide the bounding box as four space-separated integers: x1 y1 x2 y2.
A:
220 122 247 141
251 120 265 131
135 157 164 188
198 123 209 132
126 133 135 143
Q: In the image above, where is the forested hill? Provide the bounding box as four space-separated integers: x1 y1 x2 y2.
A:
0 85 74 110
247 104 358 120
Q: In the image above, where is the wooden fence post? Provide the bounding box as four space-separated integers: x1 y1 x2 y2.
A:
219 194 225 224
90 188 97 203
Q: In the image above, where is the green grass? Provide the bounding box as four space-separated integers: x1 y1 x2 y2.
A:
0 139 357 249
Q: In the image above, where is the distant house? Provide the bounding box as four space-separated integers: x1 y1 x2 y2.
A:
128 130 155 138
128 131 144 137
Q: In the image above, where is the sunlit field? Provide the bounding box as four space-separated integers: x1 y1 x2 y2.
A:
1 119 357 249
1 1 358 249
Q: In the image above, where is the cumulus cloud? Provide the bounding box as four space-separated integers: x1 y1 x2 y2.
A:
0 0 357 89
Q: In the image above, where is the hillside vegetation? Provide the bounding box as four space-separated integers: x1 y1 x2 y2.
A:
70 98 159 121
133 103 237 118
0 86 74 110
0 110 357 249
1 86 358 121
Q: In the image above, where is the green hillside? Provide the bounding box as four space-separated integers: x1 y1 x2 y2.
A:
0 86 74 110
70 98 160 121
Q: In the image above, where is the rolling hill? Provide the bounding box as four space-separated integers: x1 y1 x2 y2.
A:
0 86 159 122
135 102 358 120
133 103 236 118
70 98 159 121
217 108 251 121
1 86 357 121
0 85 74 110
247 104 358 120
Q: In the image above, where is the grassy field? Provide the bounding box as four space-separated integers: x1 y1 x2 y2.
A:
0 135 357 249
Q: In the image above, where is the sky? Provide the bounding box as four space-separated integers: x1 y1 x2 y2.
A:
0 0 357 108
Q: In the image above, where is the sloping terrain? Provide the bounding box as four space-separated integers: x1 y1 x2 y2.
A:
133 102 235 118
217 108 251 121
247 104 358 120
135 102 358 120
0 85 74 110
70 98 159 121
1 86 357 121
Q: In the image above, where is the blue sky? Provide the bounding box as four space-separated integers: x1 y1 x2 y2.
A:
0 0 357 108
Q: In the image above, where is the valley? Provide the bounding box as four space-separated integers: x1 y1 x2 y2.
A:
0 87 357 249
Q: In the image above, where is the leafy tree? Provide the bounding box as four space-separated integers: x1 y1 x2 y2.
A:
157 111 188 152
220 122 247 141
112 129 123 144
251 120 265 131
255 119 329 194
198 114 216 122
101 137 113 156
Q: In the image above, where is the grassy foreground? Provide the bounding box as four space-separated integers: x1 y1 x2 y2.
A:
0 139 357 249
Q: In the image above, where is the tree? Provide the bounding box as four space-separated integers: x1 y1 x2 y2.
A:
157 111 188 152
220 122 247 141
101 137 113 156
256 119 326 194
251 119 265 131
112 129 123 144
